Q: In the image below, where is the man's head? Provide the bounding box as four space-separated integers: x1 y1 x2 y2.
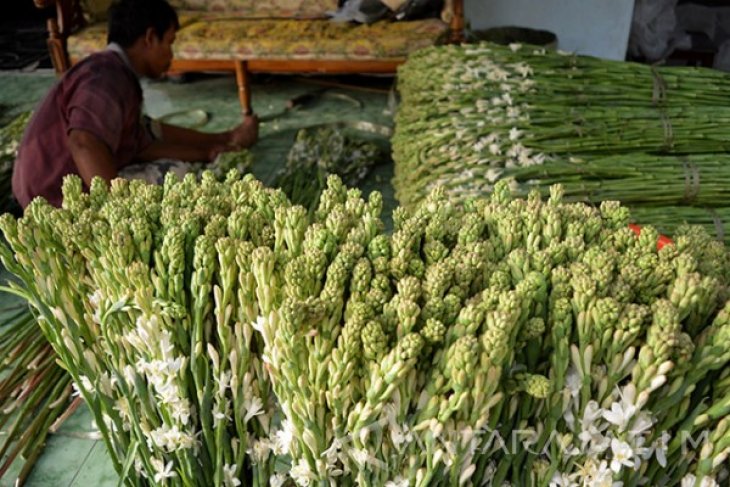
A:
108 0 179 78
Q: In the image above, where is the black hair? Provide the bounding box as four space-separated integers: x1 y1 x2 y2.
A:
107 0 179 48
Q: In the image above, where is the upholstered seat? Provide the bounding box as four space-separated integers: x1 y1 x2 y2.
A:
68 15 448 62
35 0 464 113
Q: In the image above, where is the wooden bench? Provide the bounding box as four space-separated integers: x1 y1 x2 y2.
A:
34 0 464 114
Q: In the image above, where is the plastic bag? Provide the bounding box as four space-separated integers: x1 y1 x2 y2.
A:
628 0 680 61
329 0 390 23
330 0 443 23
393 0 443 21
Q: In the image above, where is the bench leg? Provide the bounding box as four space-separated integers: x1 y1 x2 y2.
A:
47 18 70 74
234 60 252 116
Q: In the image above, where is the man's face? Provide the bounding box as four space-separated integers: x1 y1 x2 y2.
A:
146 25 176 78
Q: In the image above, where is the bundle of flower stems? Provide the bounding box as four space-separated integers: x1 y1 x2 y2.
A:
395 152 730 212
392 42 730 229
0 110 252 485
2 171 730 486
628 206 730 246
274 125 382 212
0 297 74 485
476 153 730 245
0 111 31 216
0 111 73 486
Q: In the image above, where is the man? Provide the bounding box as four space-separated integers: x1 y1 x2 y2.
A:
12 0 258 209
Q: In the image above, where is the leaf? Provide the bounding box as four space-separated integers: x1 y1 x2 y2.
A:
117 438 139 487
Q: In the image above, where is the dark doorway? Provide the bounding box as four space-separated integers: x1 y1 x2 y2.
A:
0 2 54 71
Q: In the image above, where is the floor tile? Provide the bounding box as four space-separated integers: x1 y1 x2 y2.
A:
16 435 95 487
53 406 98 436
69 442 118 487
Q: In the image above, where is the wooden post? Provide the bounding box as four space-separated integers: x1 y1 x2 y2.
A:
234 60 252 116
47 18 69 74
449 0 465 44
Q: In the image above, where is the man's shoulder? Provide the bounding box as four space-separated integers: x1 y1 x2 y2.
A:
66 51 139 92
76 50 128 73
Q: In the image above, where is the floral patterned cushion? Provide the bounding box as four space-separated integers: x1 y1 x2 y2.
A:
174 17 447 60
78 0 454 23
68 23 107 60
167 0 338 19
68 13 202 61
69 16 448 62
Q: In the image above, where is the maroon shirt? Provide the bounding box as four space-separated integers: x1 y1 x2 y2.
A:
12 49 153 208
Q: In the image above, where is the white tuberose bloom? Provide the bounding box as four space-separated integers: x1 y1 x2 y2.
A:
609 438 635 473
151 457 177 484
148 424 195 452
243 395 265 424
79 375 95 394
385 476 409 487
681 474 720 487
550 472 578 487
269 473 287 487
603 397 637 432
251 315 266 334
88 290 103 309
508 127 523 141
223 464 241 487
652 432 669 467
586 460 621 487
247 438 272 464
271 419 294 455
290 458 316 486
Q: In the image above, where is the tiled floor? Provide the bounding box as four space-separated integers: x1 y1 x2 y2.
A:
0 69 397 486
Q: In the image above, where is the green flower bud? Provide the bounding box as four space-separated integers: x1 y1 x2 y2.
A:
443 293 462 326
398 332 425 361
599 200 630 229
491 180 512 205
397 299 420 335
204 214 228 239
397 276 422 303
539 185 560 207
457 212 484 245
424 260 453 300
446 335 479 383
367 191 383 218
421 297 446 323
408 258 426 279
362 321 388 360
637 225 659 252
517 373 550 399
371 256 389 274
519 317 545 342
351 258 373 294
489 265 512 292
455 304 485 336
424 239 450 265
420 318 446 345
368 235 391 261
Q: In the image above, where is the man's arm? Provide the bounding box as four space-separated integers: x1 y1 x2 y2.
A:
136 139 217 163
157 123 230 147
154 115 259 154
68 129 118 186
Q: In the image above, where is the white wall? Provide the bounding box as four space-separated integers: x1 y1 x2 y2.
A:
464 0 635 60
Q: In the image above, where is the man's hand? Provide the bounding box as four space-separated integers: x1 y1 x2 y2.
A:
207 144 228 162
228 115 259 149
